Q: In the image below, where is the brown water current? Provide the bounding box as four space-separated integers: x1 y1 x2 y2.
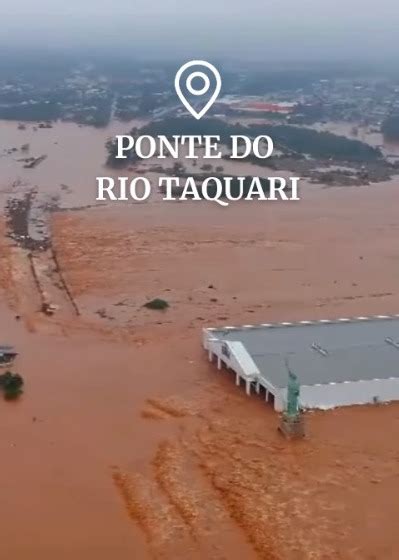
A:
1 119 399 560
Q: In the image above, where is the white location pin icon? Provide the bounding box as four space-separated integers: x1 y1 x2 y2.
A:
175 60 222 120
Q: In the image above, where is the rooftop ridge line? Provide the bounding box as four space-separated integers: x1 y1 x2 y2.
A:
204 313 399 332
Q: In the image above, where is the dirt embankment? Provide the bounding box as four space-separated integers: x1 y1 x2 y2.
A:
0 219 10 287
1 186 82 331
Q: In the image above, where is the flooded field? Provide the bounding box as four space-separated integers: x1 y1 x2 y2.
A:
1 119 399 559
0 119 149 208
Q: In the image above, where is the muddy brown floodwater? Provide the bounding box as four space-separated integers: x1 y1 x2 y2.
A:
1 120 399 559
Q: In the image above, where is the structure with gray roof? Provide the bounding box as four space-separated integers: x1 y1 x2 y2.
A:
0 345 17 366
202 315 399 411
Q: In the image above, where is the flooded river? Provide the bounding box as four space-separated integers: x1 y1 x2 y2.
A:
0 119 148 208
1 118 399 560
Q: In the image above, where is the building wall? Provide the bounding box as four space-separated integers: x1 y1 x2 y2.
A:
204 330 285 411
300 378 399 409
203 328 399 412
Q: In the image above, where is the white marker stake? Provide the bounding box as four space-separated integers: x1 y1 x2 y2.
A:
175 60 222 120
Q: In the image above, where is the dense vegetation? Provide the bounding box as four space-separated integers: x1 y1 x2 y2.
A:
106 117 382 167
247 124 381 162
144 298 170 310
0 371 24 400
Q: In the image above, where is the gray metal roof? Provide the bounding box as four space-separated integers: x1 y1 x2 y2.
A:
208 317 399 388
0 346 17 354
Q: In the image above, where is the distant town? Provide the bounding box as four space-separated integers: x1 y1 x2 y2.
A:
1 55 399 132
2 54 399 190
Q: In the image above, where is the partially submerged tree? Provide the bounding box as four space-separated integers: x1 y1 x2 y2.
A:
143 298 170 311
0 371 24 400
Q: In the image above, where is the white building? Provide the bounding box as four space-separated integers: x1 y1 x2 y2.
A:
203 315 399 411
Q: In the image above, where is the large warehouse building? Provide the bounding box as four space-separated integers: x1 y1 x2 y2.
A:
203 315 399 411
